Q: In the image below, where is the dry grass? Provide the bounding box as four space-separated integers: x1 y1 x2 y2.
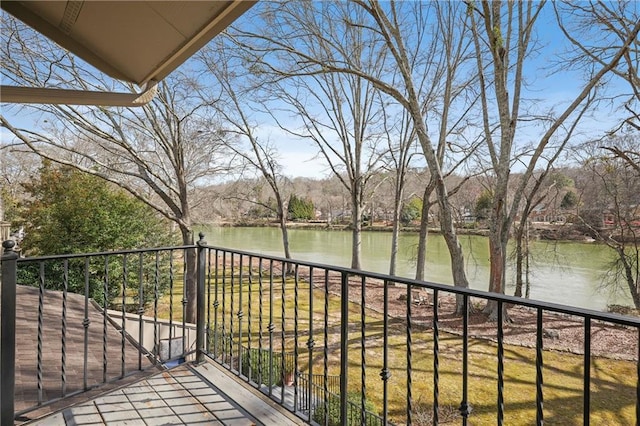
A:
150 275 186 322
152 262 637 425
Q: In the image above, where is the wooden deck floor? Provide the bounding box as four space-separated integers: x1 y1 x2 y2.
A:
28 361 305 426
13 285 154 417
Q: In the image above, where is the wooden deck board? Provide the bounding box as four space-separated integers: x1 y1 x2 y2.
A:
28 361 306 425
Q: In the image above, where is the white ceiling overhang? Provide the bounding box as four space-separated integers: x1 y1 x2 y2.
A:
1 1 256 106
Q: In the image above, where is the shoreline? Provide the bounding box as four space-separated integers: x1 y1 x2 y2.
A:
206 220 609 242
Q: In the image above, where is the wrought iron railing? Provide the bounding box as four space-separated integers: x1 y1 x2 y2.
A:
3 234 640 425
0 240 195 423
196 236 640 425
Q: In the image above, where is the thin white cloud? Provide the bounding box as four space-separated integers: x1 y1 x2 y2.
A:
278 150 329 178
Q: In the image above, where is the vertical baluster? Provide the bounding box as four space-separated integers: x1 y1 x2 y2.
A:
460 295 470 424
536 308 544 425
380 279 390 424
584 317 591 426
206 248 212 354
83 257 90 390
138 252 144 370
636 328 640 426
103 256 109 383
323 269 329 426
222 251 228 365
433 289 440 424
196 234 207 364
406 284 413 425
307 266 315 422
268 259 274 397
293 264 300 412
154 252 160 364
61 259 68 397
121 254 127 378
213 249 220 358
340 272 349 424
258 257 264 386
37 262 46 404
230 253 235 370
497 300 504 426
247 255 253 381
238 254 244 374
280 261 287 405
169 250 174 362
181 248 187 357
0 241 18 425
361 276 367 426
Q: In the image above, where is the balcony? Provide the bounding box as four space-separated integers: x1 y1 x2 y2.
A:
2 234 639 425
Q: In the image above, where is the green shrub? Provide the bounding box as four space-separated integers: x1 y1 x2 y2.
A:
312 391 380 426
400 197 422 225
240 347 295 387
241 348 284 386
208 328 233 359
475 190 493 220
288 194 314 220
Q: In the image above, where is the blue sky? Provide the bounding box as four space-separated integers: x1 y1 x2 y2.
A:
1 2 636 179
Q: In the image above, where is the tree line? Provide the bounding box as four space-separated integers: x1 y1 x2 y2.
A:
1 1 638 318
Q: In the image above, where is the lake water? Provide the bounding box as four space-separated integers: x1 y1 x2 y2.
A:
199 225 630 311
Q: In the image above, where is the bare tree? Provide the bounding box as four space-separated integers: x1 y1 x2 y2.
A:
233 1 479 309
0 141 41 223
233 2 389 270
511 114 588 299
512 169 573 299
378 100 418 276
601 145 640 174
554 0 640 133
412 1 483 283
198 39 294 267
466 1 640 319
0 18 234 322
574 136 640 308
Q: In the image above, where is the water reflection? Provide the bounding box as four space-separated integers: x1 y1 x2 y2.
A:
201 226 628 311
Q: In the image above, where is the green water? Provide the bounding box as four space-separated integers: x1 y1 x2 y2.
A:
199 226 628 311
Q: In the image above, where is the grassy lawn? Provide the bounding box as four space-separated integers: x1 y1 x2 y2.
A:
152 264 636 425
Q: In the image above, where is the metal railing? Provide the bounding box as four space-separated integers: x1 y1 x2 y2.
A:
3 233 640 425
196 236 640 425
296 372 385 425
1 239 196 423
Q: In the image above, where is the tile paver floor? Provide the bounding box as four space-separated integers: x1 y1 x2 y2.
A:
30 362 304 426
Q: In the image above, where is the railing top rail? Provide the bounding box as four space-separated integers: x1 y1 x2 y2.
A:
14 244 198 263
8 238 639 327
201 243 640 327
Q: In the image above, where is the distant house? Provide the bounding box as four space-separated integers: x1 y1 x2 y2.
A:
530 204 566 224
602 205 640 228
1 221 10 242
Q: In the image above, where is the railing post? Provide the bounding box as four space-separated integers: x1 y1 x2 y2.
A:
339 272 349 425
1 240 19 425
196 233 207 364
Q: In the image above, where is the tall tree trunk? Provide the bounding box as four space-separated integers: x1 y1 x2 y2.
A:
617 246 640 309
351 197 362 270
413 126 469 315
514 221 525 298
484 205 510 320
435 180 469 314
389 186 403 276
278 207 293 274
514 220 532 299
180 225 196 324
525 222 531 299
389 210 400 276
488 235 506 294
416 183 436 281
